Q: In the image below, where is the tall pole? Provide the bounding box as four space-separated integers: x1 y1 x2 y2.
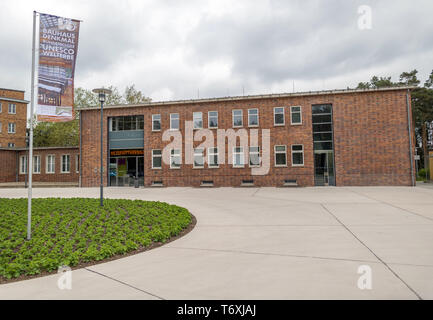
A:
100 98 104 206
27 11 37 240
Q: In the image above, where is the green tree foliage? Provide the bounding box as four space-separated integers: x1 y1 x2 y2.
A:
32 84 151 147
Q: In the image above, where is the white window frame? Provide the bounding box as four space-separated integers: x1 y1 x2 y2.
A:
170 113 180 130
274 107 285 126
291 144 304 167
208 111 218 129
61 154 70 173
19 155 27 174
46 155 55 174
290 106 302 125
8 122 15 134
193 147 204 168
75 154 80 173
151 149 162 169
232 146 245 168
208 147 219 168
152 114 161 131
248 108 259 127
249 146 261 167
33 155 41 174
0 103 2 113
232 109 243 128
8 143 15 148
170 149 181 169
8 103 16 114
274 145 287 167
193 112 203 129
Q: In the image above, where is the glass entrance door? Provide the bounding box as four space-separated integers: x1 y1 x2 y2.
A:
314 151 335 186
109 156 144 186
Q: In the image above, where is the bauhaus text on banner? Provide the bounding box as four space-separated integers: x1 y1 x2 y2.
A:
37 13 80 122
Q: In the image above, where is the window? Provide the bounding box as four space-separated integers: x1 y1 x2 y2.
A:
193 148 204 168
20 155 27 174
249 146 261 167
8 123 15 133
0 122 2 133
46 155 55 173
233 147 245 167
170 113 179 130
248 108 259 126
170 149 181 168
8 143 15 148
109 116 144 131
33 156 41 174
61 155 70 173
193 112 203 129
290 106 302 125
208 147 219 168
274 107 285 125
274 145 287 166
0 103 2 113
232 110 243 127
208 111 218 128
8 103 16 114
75 154 80 173
152 114 161 131
292 145 304 166
152 150 162 169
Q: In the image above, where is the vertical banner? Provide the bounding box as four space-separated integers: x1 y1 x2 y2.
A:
37 13 80 122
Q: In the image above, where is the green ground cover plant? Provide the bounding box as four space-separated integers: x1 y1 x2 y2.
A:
0 198 192 280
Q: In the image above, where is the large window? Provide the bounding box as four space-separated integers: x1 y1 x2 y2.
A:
233 147 245 167
274 107 285 125
208 111 218 129
152 114 161 131
110 116 144 131
249 146 260 167
33 155 41 174
170 149 181 168
8 123 15 133
8 103 16 114
274 145 287 167
61 155 70 173
19 155 27 174
208 147 219 168
290 106 302 125
193 148 204 168
46 155 55 173
170 113 179 130
232 110 243 127
248 109 259 127
152 150 162 169
291 145 304 166
193 112 203 129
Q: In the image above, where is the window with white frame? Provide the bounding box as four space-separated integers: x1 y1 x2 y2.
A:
233 146 245 167
193 148 204 168
8 123 15 133
274 145 287 166
8 103 16 114
19 155 27 174
33 155 41 174
248 108 259 126
152 114 161 131
208 111 218 128
290 106 302 124
192 112 202 129
151 150 162 169
170 149 181 168
75 154 80 173
61 155 70 173
0 103 2 113
8 143 15 148
249 146 261 167
208 147 219 168
46 155 55 173
274 107 285 125
170 113 179 130
232 109 243 127
0 122 2 133
291 145 304 166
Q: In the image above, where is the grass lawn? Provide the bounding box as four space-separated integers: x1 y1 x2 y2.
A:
0 198 193 281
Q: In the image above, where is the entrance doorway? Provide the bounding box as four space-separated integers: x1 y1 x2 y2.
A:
109 156 144 186
314 151 335 186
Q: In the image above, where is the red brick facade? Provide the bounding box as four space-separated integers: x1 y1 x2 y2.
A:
0 149 17 183
0 88 28 148
80 87 415 187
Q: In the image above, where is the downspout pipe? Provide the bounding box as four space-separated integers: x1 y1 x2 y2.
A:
406 89 415 186
79 110 82 187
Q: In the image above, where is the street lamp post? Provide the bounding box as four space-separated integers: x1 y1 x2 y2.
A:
92 87 112 206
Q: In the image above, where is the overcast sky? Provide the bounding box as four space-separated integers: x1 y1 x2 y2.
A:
1 0 433 102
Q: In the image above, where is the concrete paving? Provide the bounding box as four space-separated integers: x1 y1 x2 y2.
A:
0 186 432 299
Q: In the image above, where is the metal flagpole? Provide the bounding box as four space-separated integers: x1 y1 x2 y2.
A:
27 11 37 240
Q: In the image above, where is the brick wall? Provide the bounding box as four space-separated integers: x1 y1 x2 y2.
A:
0 149 17 182
0 89 27 148
80 88 414 187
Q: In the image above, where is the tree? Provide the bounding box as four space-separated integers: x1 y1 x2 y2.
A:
124 84 152 104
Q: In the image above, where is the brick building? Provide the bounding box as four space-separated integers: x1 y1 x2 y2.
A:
79 86 416 187
0 88 29 148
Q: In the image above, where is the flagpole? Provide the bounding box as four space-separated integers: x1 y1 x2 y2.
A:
27 10 37 240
